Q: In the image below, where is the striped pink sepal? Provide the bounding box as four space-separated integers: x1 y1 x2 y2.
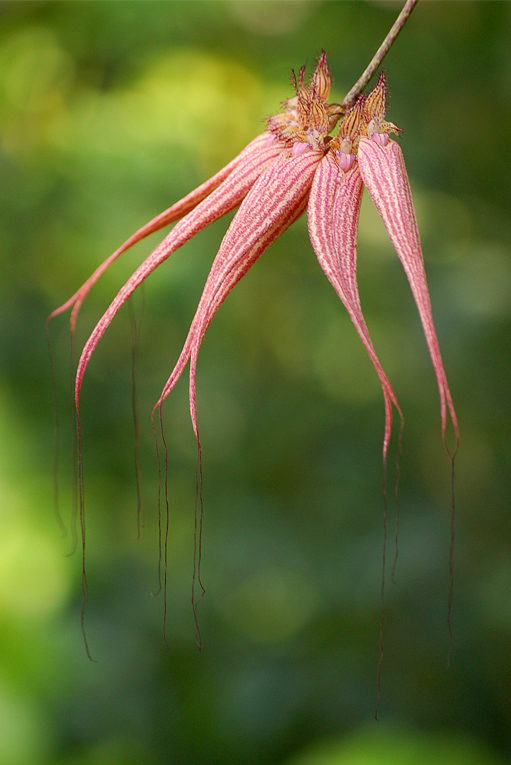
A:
308 152 402 461
74 136 284 410
154 148 324 439
358 137 458 447
51 132 276 333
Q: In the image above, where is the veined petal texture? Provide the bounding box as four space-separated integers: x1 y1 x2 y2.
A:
51 132 275 332
308 153 402 461
74 136 284 408
358 137 458 444
155 148 324 437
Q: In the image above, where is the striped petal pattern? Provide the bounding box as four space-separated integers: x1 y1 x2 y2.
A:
155 148 323 441
52 55 461 665
308 152 403 463
50 131 276 333
358 137 458 448
53 55 457 505
74 136 284 408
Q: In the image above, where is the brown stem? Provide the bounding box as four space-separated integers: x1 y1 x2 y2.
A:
342 0 420 109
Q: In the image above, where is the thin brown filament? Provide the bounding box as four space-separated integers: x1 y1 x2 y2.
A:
76 410 96 662
128 292 145 538
444 420 459 666
447 450 456 667
391 418 404 583
375 456 388 720
68 331 79 558
47 314 92 656
150 411 163 597
376 413 403 717
158 402 171 650
46 317 79 556
192 439 205 651
45 318 66 538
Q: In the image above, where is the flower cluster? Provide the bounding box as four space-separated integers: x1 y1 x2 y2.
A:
51 52 458 466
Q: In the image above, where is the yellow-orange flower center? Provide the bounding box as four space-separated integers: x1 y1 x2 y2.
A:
268 59 401 167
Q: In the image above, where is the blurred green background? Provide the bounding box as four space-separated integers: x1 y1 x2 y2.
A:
1 1 511 763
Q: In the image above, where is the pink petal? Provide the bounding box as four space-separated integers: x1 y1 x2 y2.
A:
358 137 458 447
153 148 324 440
308 152 402 463
74 136 284 410
50 131 273 333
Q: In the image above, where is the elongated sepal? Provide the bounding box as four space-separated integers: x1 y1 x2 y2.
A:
308 153 402 462
75 136 284 409
358 137 458 447
154 148 324 440
50 132 274 333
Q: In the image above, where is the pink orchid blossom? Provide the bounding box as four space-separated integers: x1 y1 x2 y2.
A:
52 54 458 481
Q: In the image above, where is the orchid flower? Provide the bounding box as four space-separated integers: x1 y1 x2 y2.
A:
51 54 457 475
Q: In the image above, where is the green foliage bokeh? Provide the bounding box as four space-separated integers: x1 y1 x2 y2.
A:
1 2 511 763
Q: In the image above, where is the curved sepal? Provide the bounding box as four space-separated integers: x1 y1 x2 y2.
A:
358 137 458 448
50 132 274 333
308 152 402 462
154 149 324 440
74 136 284 409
